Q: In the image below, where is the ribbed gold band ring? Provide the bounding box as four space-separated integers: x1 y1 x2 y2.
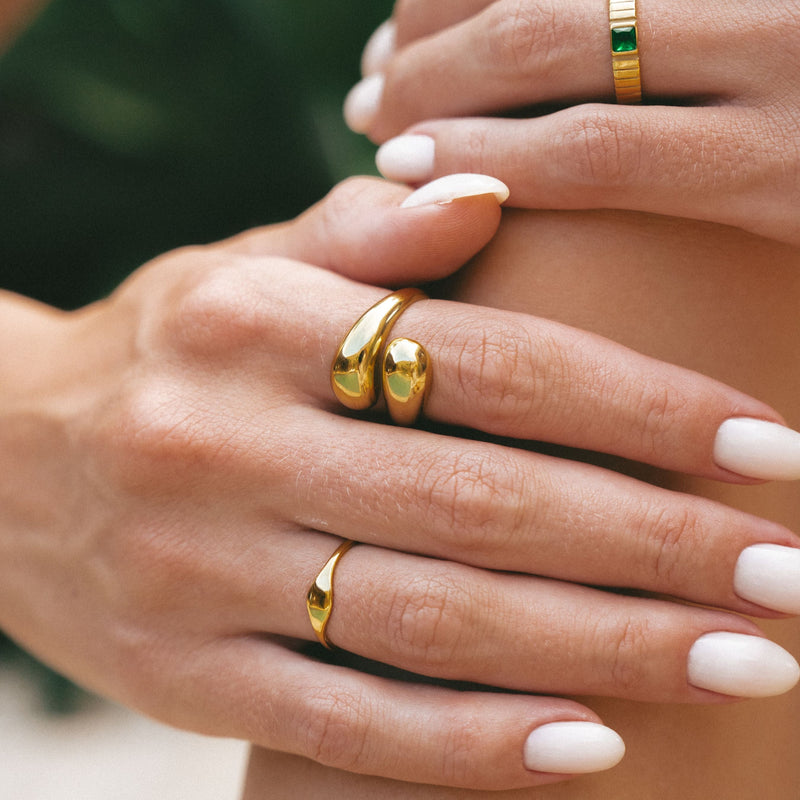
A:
609 0 642 104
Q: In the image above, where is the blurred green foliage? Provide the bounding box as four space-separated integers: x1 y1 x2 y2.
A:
0 0 390 308
0 0 391 712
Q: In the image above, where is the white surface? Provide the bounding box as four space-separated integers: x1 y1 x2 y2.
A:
0 668 247 800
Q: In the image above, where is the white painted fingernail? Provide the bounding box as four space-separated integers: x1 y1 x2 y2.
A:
343 73 385 134
523 721 625 774
362 20 396 76
400 173 510 209
714 418 800 480
734 544 800 614
377 135 436 183
687 632 800 697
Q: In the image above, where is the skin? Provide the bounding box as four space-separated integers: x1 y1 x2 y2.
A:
358 0 800 247
1 3 798 795
0 0 45 52
243 209 800 798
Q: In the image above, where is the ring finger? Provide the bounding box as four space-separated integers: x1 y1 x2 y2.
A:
265 531 800 703
277 407 800 619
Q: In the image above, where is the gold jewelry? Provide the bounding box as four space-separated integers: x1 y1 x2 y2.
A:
331 288 427 413
382 337 431 426
306 540 355 649
609 0 642 104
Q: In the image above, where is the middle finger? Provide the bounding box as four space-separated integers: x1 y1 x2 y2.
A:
280 406 800 618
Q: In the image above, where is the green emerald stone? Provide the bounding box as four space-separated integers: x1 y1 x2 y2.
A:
611 26 637 53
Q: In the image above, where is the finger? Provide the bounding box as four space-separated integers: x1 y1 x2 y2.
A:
220 175 506 285
263 535 800 703
389 0 494 51
355 0 756 141
175 638 624 790
376 106 798 245
273 407 800 618
248 262 798 483
165 258 800 482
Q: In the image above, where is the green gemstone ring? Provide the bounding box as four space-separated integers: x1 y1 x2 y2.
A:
609 0 642 103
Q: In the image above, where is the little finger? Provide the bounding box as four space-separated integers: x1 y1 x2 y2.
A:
177 637 625 791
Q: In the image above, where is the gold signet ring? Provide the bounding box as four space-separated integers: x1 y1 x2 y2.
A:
331 288 426 410
383 337 431 426
306 540 354 649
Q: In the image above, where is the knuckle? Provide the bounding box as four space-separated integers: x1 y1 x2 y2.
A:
159 255 270 359
605 617 650 696
106 380 203 484
415 449 527 558
439 720 493 788
490 0 558 76
449 315 541 429
559 106 639 190
458 125 495 174
634 381 687 460
386 571 466 669
639 504 698 587
302 687 373 771
91 375 237 494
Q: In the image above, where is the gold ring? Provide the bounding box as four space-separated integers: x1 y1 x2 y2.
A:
609 0 642 104
382 337 431 426
331 289 430 425
306 540 355 649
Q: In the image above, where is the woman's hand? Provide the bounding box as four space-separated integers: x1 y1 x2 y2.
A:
347 0 800 247
1 175 799 791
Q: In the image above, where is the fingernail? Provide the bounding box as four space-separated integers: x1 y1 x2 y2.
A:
523 721 625 774
400 173 510 209
377 135 436 183
714 418 800 480
734 544 800 614
361 20 396 76
343 73 385 134
687 632 800 697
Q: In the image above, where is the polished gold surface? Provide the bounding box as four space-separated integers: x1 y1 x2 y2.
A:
383 337 430 426
609 0 642 104
331 288 426 410
306 539 355 649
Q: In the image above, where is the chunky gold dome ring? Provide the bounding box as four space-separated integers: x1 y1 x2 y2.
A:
331 289 430 426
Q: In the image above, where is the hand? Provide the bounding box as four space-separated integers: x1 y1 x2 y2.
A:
347 1 800 246
1 175 799 792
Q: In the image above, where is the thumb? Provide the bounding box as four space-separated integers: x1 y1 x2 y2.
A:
224 174 508 285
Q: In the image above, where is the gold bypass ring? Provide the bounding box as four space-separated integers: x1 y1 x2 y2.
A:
609 0 642 104
307 540 355 649
331 288 431 426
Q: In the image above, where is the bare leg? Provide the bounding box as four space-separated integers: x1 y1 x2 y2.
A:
244 211 800 799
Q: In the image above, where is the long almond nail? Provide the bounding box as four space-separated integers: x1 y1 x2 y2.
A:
523 722 625 774
343 74 384 134
400 173 509 208
734 544 800 614
377 135 436 183
362 20 396 76
714 418 800 480
687 632 800 697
